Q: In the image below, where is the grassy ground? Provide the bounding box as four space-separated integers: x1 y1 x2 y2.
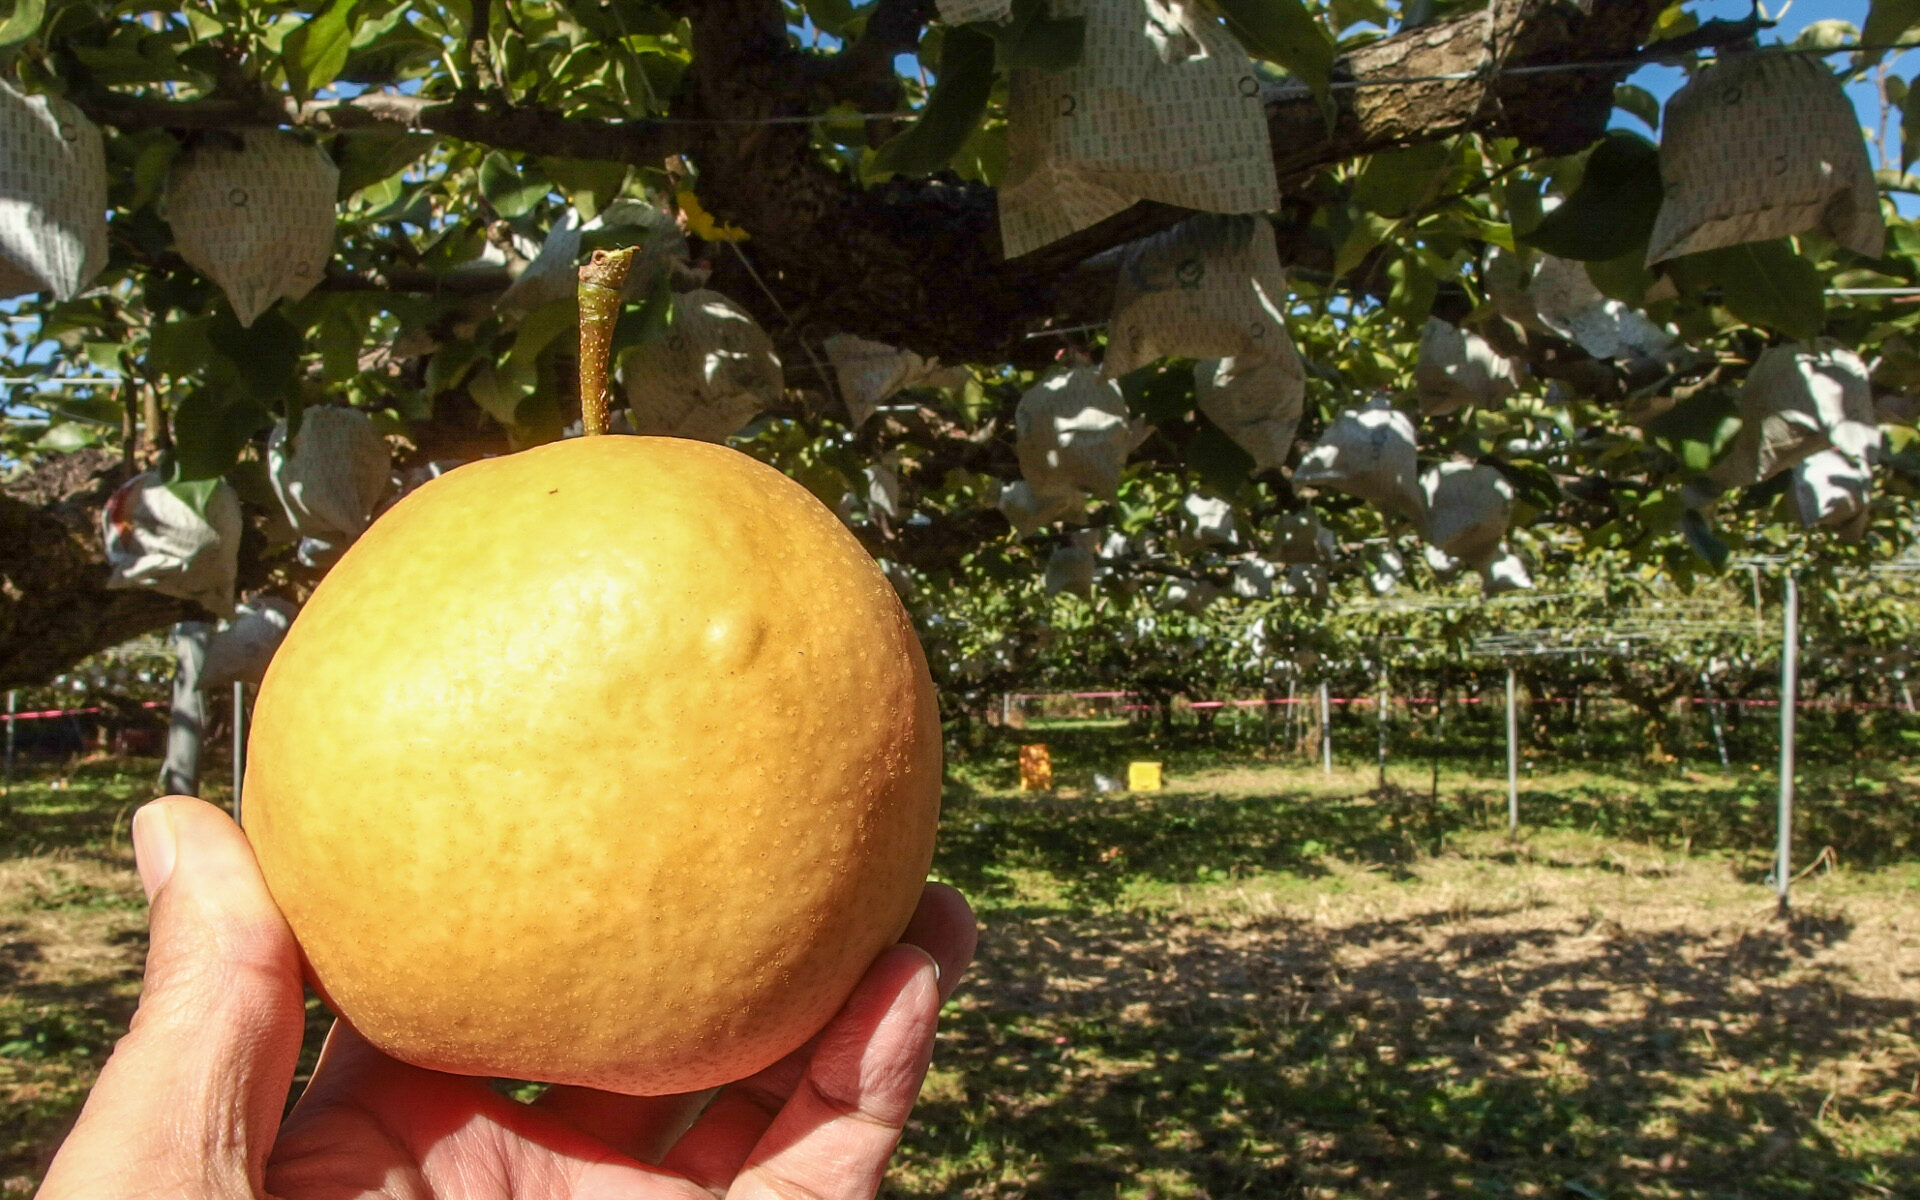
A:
3 729 1918 1197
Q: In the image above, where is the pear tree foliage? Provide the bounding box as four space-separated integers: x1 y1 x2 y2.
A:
2 0 1920 689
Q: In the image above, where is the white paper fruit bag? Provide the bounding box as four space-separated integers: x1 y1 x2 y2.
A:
622 290 783 442
1788 448 1872 541
1526 255 1672 361
201 598 299 690
1414 319 1519 416
1103 215 1292 377
1044 544 1098 596
999 0 1278 257
822 334 965 427
1180 492 1237 545
1647 52 1883 265
999 479 1084 535
1419 462 1513 569
101 470 242 617
498 199 687 320
1016 367 1146 498
1479 546 1532 596
1269 507 1334 564
1709 340 1875 487
1292 397 1422 520
164 130 339 326
269 406 392 567
1196 349 1304 471
1230 556 1276 599
0 81 107 300
937 0 1013 22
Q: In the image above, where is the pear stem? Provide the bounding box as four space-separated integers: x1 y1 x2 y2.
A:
577 247 635 437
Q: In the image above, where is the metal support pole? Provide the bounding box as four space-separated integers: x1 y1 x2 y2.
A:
1702 672 1730 769
231 681 246 823
1506 667 1519 832
1319 681 1332 775
1376 658 1389 790
4 689 15 789
1776 572 1799 915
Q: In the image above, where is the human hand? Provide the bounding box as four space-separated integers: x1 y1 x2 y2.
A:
37 796 977 1200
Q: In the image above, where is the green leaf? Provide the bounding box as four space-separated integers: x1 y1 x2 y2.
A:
1350 142 1451 218
162 476 224 517
611 270 677 363
1116 361 1193 425
1189 415 1256 492
1520 132 1662 262
1206 0 1334 99
170 387 272 481
1646 387 1739 471
1329 0 1391 30
146 317 213 379
867 28 996 179
1794 19 1858 49
803 0 857 38
1865 0 1920 45
1613 83 1659 132
1667 240 1824 341
333 130 435 199
44 391 122 425
283 0 358 102
478 151 551 218
35 421 100 452
1332 208 1393 277
0 0 45 48
82 341 122 372
1679 508 1729 567
540 158 630 221
1585 246 1657 306
207 309 302 407
986 0 1084 71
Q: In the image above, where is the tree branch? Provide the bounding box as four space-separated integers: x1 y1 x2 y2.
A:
80 91 690 167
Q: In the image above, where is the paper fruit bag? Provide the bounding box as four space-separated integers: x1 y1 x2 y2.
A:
1419 461 1513 569
164 130 339 326
1414 318 1519 416
1648 52 1883 265
1016 366 1147 498
999 0 1278 257
101 471 242 617
269 406 392 568
201 598 299 690
622 290 784 442
1195 349 1304 471
822 334 965 427
1104 214 1292 377
0 81 107 301
1292 397 1422 520
1709 340 1875 487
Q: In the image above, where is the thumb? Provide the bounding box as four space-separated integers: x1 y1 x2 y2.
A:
38 797 306 1200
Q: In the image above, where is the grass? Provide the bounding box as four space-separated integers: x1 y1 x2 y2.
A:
3 729 1919 1197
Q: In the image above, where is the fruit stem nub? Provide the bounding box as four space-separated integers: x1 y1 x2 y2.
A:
577 247 636 437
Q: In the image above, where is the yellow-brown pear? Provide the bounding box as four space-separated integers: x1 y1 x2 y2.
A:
242 435 942 1095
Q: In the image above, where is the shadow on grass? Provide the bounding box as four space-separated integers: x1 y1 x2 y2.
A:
900 902 1920 1198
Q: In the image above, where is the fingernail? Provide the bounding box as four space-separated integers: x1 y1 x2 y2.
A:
132 804 177 901
931 959 942 984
